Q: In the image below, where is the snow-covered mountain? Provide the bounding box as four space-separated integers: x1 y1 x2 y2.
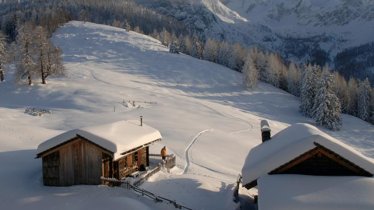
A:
136 0 374 80
1 21 373 210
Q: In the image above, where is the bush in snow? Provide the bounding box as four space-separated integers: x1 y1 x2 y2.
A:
24 107 52 116
169 42 179 54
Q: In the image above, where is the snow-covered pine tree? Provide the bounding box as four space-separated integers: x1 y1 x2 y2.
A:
0 32 7 82
313 73 342 130
357 78 371 121
242 55 259 89
300 64 320 117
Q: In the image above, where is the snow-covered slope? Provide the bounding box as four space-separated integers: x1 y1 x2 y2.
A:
0 21 373 210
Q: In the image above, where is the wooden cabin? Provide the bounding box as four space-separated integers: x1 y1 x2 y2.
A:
36 120 161 186
240 123 374 210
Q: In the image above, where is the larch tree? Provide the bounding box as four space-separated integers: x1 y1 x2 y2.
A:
0 32 7 82
266 53 282 87
35 25 64 84
333 72 349 113
35 26 49 84
228 43 245 71
203 39 219 62
16 23 36 85
313 73 342 130
287 63 301 97
217 41 232 67
347 77 358 116
242 55 259 89
357 78 371 121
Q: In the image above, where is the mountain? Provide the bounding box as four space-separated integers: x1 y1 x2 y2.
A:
0 21 373 210
135 0 374 81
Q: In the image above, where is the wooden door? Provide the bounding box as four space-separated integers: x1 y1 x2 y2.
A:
72 141 82 185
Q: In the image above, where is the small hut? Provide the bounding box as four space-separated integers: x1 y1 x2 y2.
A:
241 123 374 210
36 120 161 186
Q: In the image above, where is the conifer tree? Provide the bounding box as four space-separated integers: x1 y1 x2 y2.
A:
313 73 342 130
357 78 371 121
300 64 319 117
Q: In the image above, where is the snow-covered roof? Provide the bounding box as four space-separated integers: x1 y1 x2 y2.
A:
241 123 374 187
36 120 162 160
258 175 374 210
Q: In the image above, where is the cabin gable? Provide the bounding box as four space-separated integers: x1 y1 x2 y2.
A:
270 144 373 177
41 137 114 186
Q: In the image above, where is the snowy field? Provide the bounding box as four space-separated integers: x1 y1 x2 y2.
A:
0 21 373 210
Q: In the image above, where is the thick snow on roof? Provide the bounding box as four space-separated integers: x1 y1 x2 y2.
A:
36 120 162 160
241 123 374 186
258 175 374 210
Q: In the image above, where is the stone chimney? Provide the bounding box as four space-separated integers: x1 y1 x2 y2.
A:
260 120 271 142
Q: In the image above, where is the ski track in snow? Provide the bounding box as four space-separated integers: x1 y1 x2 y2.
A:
181 129 213 175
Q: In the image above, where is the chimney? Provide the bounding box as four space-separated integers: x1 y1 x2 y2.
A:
140 116 143 126
260 120 271 142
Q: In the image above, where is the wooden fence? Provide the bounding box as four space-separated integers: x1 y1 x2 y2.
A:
101 177 192 210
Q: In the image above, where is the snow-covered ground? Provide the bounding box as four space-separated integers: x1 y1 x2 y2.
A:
0 21 373 210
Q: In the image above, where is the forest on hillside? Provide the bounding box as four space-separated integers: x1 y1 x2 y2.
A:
0 0 373 127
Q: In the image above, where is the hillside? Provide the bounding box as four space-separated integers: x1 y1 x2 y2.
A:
0 21 373 210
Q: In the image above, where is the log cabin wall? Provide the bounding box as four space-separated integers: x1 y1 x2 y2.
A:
41 137 113 186
270 146 373 177
115 147 149 179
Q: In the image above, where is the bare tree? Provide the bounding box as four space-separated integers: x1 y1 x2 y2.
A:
16 23 36 85
34 26 65 84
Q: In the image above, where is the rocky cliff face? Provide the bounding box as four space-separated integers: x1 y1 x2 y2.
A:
137 0 374 80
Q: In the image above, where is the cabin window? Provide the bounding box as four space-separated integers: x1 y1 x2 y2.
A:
134 152 138 162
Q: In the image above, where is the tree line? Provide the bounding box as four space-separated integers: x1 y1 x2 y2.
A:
241 48 374 128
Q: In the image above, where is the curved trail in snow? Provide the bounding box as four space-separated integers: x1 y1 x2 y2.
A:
90 68 254 178
195 100 254 135
181 129 213 175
